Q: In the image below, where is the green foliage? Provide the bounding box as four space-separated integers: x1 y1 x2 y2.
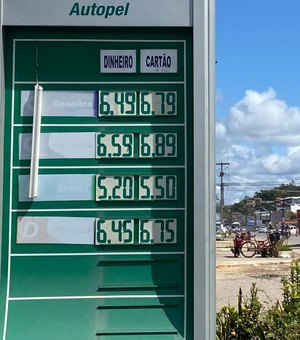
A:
216 305 238 339
237 284 264 339
260 261 300 339
217 260 300 340
278 244 292 251
256 183 300 201
216 284 264 339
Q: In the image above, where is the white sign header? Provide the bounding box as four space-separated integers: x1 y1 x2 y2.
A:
140 49 178 73
3 0 192 27
100 50 136 73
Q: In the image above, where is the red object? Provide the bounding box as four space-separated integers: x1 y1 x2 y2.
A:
297 209 300 222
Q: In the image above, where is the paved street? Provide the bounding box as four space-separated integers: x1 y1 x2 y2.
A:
216 234 300 310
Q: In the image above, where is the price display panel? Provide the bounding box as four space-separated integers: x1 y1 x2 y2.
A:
95 133 134 158
138 218 177 244
95 175 177 201
2 33 192 340
95 132 177 159
95 175 135 201
95 218 177 245
98 90 177 116
139 175 177 200
95 219 135 245
99 91 137 116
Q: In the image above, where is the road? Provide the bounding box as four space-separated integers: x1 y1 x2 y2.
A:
216 234 300 310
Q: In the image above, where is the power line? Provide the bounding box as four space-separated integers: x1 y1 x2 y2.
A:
218 182 300 188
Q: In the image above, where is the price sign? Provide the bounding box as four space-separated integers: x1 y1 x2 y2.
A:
139 91 177 115
96 133 134 158
94 218 177 245
95 175 135 201
99 91 137 116
139 175 177 200
139 133 177 158
95 175 177 201
95 219 135 245
95 132 177 158
138 219 177 244
98 90 177 116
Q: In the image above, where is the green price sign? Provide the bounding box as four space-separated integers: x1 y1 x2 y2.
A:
95 218 177 245
96 133 134 158
95 132 177 158
98 90 177 116
139 175 177 200
95 219 135 245
95 175 135 200
95 175 177 201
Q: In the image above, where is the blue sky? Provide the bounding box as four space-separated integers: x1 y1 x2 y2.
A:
216 1 300 204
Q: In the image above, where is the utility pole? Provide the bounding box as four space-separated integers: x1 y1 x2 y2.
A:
216 162 230 225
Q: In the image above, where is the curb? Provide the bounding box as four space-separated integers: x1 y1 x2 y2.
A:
216 258 293 268
216 248 300 268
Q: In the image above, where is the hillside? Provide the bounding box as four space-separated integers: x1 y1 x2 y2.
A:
223 183 300 224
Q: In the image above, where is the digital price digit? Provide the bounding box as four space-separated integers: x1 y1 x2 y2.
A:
95 219 134 245
139 175 177 200
95 218 177 245
96 133 134 158
95 175 135 201
139 219 177 244
98 90 177 116
99 91 137 116
140 91 177 115
140 133 177 158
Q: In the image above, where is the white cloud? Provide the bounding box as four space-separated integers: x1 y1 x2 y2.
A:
217 88 300 204
226 88 300 145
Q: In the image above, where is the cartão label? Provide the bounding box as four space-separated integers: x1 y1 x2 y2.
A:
140 49 178 73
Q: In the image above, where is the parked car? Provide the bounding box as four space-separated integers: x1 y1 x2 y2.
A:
289 225 298 235
216 230 225 241
258 225 268 233
216 226 226 241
